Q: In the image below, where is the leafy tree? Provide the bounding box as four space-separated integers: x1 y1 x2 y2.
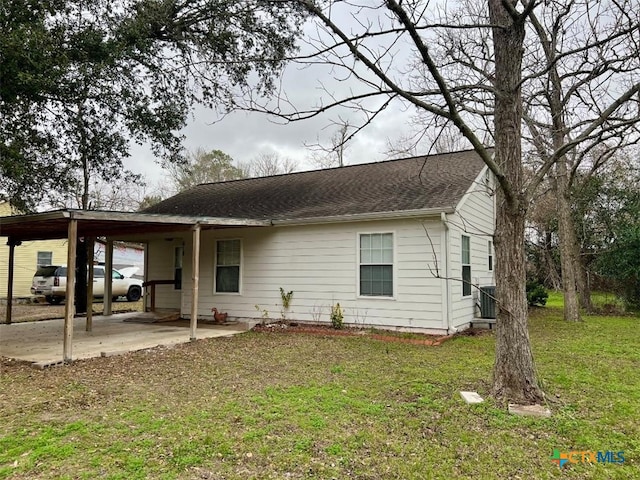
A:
168 149 246 192
0 0 305 210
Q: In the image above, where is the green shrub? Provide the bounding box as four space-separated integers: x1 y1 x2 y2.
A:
330 303 343 329
526 281 548 307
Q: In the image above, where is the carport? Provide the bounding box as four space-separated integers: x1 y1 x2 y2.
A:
0 209 270 362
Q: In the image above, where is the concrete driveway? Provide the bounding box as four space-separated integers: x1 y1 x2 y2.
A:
0 312 247 365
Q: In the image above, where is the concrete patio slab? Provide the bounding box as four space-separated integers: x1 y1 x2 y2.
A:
0 312 247 364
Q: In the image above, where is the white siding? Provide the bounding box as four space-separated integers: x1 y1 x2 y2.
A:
146 236 188 310
448 167 496 328
148 218 448 332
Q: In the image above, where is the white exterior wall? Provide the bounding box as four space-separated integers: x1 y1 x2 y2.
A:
146 236 189 310
448 167 496 329
147 218 448 333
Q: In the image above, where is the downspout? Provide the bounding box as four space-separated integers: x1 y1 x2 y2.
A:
441 212 455 334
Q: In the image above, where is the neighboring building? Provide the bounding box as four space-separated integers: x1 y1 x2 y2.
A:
142 149 496 334
0 201 69 298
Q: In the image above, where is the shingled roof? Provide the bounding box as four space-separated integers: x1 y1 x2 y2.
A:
145 149 488 222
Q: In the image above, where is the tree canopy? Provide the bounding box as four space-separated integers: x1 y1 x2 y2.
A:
0 0 305 211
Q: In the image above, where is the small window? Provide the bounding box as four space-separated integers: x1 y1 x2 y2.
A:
37 251 52 268
174 246 184 290
94 267 105 278
359 233 393 297
215 240 241 293
488 241 493 271
462 235 471 297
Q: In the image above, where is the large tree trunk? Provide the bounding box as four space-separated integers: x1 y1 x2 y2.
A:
75 239 88 314
555 162 581 321
489 0 544 404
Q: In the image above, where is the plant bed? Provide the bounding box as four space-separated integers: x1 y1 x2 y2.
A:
251 321 454 346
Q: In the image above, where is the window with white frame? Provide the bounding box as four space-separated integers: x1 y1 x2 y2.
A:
359 233 393 297
36 251 52 268
215 239 241 293
488 240 493 271
462 235 471 297
174 246 184 290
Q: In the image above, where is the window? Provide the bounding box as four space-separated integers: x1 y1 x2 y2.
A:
359 233 393 297
174 246 184 290
37 251 52 268
462 235 471 297
215 239 241 293
488 241 493 271
94 267 105 278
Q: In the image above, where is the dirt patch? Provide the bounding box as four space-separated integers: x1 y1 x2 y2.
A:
0 299 144 323
252 322 454 346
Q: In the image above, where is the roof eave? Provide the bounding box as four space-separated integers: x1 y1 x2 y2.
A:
67 210 271 227
271 207 455 226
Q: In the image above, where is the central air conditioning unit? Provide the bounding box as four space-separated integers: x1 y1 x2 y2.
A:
479 286 496 319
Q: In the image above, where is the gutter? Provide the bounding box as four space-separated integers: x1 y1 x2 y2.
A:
441 212 455 334
272 207 455 227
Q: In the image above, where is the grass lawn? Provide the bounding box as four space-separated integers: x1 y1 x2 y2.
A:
1 300 638 479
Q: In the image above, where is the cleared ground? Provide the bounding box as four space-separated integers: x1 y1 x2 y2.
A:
0 299 638 479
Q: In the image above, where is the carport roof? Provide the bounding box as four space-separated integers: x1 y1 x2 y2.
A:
0 209 270 241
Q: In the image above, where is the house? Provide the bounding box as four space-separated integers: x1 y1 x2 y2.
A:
142 149 495 334
0 149 495 360
0 201 69 299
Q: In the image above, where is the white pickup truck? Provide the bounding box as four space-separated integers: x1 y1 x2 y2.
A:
31 265 143 304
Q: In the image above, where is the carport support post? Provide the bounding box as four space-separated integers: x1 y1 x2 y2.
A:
5 239 20 325
86 237 94 331
64 219 78 363
104 239 113 316
190 224 201 341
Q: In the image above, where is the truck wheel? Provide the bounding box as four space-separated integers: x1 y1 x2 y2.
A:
126 286 142 302
46 296 63 305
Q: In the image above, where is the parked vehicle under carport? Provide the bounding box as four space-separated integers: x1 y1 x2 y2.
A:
31 265 143 304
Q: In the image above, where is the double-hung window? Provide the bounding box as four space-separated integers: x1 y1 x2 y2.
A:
359 233 393 297
488 240 493 272
215 239 241 293
462 235 471 297
37 251 52 268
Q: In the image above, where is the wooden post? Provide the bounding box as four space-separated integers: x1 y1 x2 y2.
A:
104 239 113 316
5 240 20 325
143 242 149 312
86 237 94 331
190 224 201 341
63 219 78 363
150 283 156 312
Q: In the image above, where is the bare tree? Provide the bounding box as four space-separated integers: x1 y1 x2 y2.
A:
245 153 298 177
246 0 640 403
308 121 352 168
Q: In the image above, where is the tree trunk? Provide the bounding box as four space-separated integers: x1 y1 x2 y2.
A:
576 257 592 311
489 0 544 404
542 230 561 290
555 165 581 321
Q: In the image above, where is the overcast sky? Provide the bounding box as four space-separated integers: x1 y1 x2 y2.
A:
127 5 429 190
